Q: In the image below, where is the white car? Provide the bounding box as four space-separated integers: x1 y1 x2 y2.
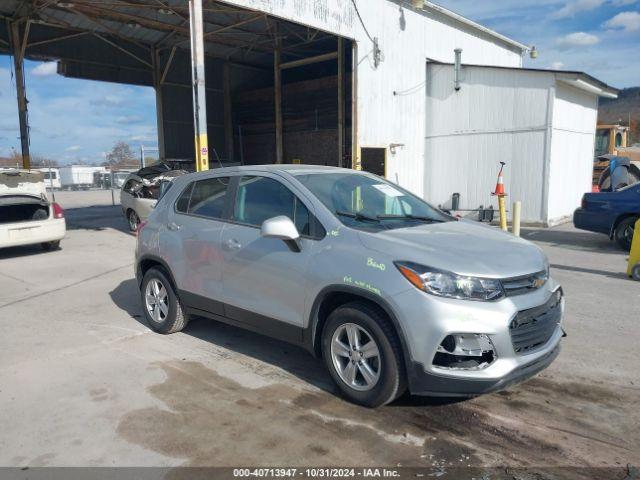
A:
120 166 186 231
0 170 66 251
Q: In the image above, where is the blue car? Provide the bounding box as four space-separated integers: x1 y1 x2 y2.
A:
573 183 640 250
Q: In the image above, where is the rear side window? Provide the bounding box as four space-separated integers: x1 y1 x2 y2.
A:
175 183 193 213
188 177 231 219
233 176 313 236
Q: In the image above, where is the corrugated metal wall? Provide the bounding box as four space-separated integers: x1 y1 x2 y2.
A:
547 83 598 224
426 64 552 223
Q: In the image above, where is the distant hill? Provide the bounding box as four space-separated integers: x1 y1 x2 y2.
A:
599 87 640 145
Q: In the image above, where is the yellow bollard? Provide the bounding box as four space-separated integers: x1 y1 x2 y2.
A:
498 195 508 231
512 200 521 237
627 218 640 280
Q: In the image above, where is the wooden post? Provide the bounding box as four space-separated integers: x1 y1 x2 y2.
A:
274 30 283 164
10 21 31 170
337 37 344 168
223 63 234 164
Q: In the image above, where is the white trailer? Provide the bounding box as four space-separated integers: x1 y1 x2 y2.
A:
59 166 105 190
36 168 61 190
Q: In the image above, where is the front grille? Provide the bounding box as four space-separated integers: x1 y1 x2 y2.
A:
510 290 562 355
502 271 548 297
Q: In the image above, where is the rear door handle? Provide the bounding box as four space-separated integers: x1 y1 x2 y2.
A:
167 222 181 231
225 238 242 250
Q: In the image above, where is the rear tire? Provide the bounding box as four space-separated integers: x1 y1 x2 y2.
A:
614 217 638 251
321 301 406 408
140 267 189 334
127 209 140 232
632 264 640 281
41 240 60 251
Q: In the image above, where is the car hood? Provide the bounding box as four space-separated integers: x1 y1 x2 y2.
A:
358 220 547 279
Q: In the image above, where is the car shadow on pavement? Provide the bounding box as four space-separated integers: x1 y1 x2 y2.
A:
109 278 337 395
109 278 466 405
521 227 620 254
64 205 131 233
0 243 60 259
550 263 630 281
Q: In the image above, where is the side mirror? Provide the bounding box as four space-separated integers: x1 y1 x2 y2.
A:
261 216 301 252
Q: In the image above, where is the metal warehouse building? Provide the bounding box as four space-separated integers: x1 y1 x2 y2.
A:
0 0 617 225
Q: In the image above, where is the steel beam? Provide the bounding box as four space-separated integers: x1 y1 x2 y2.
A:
337 37 344 168
223 63 234 163
274 31 283 164
189 0 209 171
9 21 31 170
152 47 166 160
279 52 338 70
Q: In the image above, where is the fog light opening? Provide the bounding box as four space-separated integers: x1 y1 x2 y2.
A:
434 334 496 370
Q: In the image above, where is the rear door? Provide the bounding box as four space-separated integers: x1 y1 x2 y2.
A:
162 176 232 315
219 174 324 341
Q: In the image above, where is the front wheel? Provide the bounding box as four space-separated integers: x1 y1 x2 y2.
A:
140 267 189 334
321 302 406 407
614 217 638 251
41 240 60 251
127 210 140 232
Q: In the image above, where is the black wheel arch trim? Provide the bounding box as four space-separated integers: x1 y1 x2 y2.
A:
305 285 413 375
136 254 178 291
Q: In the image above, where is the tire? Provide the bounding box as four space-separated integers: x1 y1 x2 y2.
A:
140 267 189 334
32 208 48 221
127 209 140 232
632 264 640 282
41 240 61 251
614 217 638 251
321 301 406 407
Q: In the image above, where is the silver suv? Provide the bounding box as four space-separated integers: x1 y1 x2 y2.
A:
135 165 564 407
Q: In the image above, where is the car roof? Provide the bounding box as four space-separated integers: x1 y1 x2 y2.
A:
180 164 359 179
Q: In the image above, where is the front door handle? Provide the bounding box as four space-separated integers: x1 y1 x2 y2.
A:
225 238 242 250
167 222 181 231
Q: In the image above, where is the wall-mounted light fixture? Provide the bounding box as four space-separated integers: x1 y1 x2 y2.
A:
529 45 538 59
389 143 405 155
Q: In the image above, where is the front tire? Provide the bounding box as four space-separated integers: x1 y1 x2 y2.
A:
321 301 406 407
41 240 61 251
141 267 189 334
614 217 637 251
127 209 140 232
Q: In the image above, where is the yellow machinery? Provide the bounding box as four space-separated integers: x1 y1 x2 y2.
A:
627 218 640 281
593 124 640 190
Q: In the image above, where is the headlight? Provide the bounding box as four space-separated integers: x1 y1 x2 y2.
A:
395 262 504 301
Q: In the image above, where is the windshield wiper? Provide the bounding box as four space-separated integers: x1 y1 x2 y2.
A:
376 214 444 223
335 210 380 223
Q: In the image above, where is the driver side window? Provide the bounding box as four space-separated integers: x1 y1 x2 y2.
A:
233 176 312 236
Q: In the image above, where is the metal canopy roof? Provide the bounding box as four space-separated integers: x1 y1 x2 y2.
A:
0 0 340 69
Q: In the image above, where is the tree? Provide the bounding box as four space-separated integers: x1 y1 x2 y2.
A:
106 141 137 167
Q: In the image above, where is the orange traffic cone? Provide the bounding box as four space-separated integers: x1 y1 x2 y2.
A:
492 162 506 196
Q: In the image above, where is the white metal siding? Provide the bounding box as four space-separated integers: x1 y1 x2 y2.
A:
547 83 598 224
223 0 523 196
425 65 553 223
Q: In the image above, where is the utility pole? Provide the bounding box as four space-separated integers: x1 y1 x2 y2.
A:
10 20 31 170
189 0 209 171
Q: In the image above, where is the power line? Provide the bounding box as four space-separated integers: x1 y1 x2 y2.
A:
350 0 374 43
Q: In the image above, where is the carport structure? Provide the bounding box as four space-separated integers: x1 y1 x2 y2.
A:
0 0 354 170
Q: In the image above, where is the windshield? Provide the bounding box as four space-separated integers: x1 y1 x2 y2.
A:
293 171 451 231
594 129 610 157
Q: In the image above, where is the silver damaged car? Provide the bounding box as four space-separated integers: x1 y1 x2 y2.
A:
135 165 564 407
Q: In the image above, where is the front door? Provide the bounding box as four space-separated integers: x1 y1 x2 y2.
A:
220 174 319 342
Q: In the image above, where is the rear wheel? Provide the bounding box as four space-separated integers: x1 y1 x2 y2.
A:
632 264 640 281
41 240 60 251
127 209 140 232
614 217 638 251
141 267 189 334
321 301 406 407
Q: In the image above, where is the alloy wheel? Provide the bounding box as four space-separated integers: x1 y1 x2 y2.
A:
145 279 169 323
330 323 381 391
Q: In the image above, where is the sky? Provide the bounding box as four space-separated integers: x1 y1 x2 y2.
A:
0 0 638 165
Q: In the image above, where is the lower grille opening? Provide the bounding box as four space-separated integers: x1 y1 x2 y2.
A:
433 333 496 370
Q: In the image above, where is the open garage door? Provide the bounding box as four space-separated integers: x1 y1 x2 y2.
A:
0 1 355 170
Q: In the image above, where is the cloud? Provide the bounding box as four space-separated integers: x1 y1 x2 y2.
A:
65 145 81 152
555 32 600 49
116 115 143 124
31 62 58 77
603 11 640 31
609 0 637 6
550 61 566 70
90 94 125 107
551 0 603 19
